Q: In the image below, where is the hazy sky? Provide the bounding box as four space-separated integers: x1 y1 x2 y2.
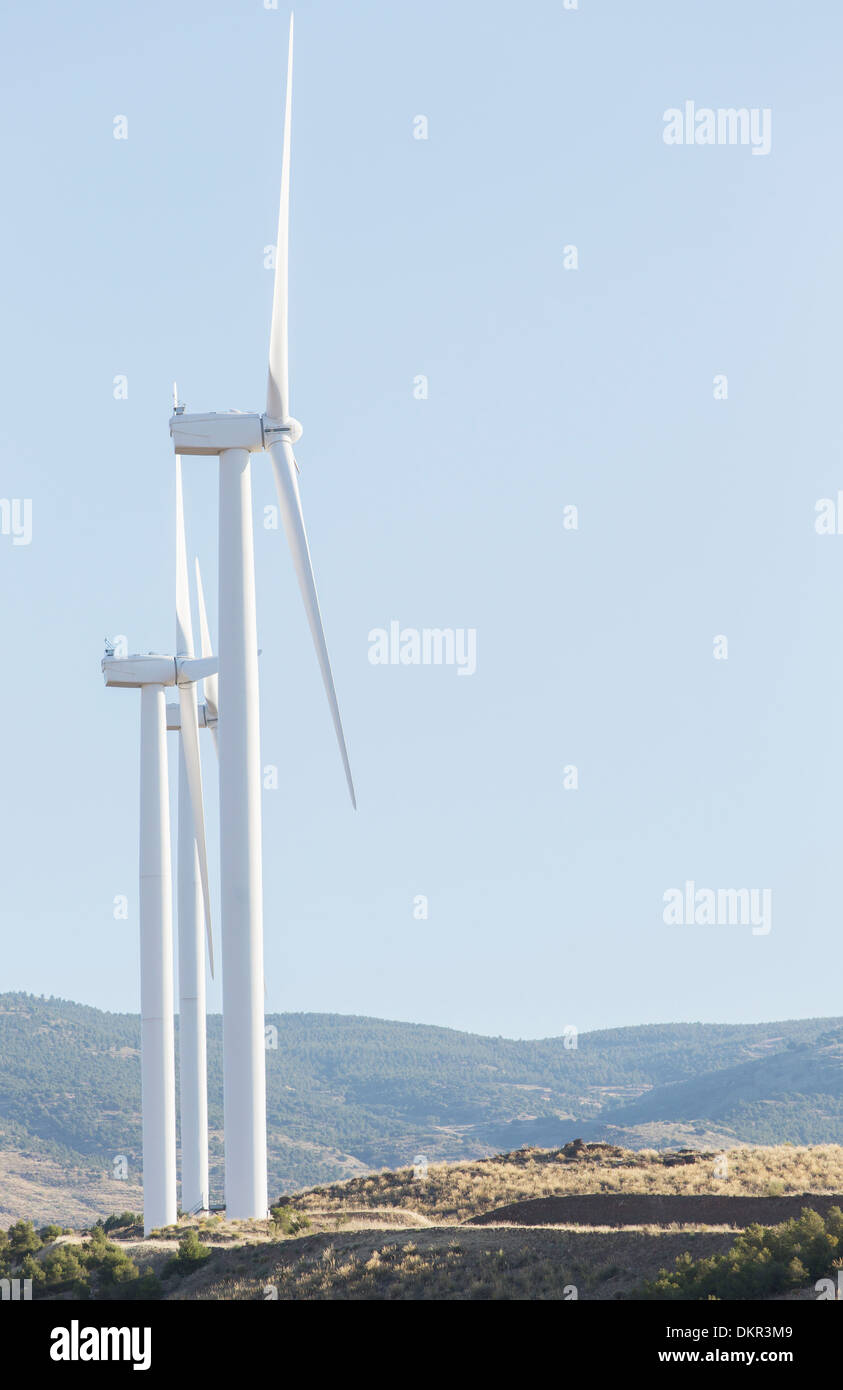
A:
1 0 842 1038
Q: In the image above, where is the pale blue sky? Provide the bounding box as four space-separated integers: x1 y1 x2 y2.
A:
1 0 841 1037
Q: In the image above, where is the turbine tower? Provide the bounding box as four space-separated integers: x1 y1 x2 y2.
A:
168 457 218 1215
165 644 217 1215
169 12 356 1220
103 643 216 1234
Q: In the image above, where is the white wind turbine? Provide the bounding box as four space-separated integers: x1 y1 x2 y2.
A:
169 11 356 1220
102 614 217 1234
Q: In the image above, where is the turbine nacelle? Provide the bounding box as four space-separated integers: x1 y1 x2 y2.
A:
102 653 218 689
166 701 215 732
169 412 302 456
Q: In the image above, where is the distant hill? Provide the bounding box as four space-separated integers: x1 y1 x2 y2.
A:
1 992 842 1224
598 1030 843 1145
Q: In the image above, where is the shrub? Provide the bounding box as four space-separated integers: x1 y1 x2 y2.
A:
98 1264 162 1302
41 1245 87 1290
102 1212 142 1233
270 1203 311 1236
0 1219 163 1299
121 1268 162 1301
19 1253 46 1287
97 1247 140 1287
639 1207 843 1300
8 1221 42 1257
77 1226 146 1293
163 1230 212 1278
81 1226 110 1260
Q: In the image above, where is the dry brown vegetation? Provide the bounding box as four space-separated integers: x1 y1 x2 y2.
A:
170 1226 739 1302
0 1149 144 1230
279 1142 843 1224
27 1142 843 1300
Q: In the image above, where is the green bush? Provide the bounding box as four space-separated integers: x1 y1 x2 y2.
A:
98 1264 162 1302
270 1203 311 1236
98 1247 140 1287
76 1227 143 1295
82 1226 110 1259
163 1229 212 1278
8 1221 42 1257
20 1252 46 1287
640 1206 843 1300
41 1245 87 1290
102 1212 142 1233
124 1267 163 1301
0 1217 164 1301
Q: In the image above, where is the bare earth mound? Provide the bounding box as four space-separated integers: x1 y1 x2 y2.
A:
467 1192 843 1228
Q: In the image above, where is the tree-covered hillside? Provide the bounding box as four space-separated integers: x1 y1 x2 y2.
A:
0 994 841 1210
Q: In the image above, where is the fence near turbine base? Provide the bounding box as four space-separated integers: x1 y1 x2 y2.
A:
183 1193 226 1217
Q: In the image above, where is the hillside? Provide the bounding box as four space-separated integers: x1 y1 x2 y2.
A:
598 1032 843 1144
9 1143 843 1301
2 993 843 1225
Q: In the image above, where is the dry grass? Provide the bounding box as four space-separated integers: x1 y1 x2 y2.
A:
35 1142 843 1301
170 1225 739 1301
280 1143 843 1224
138 1204 431 1247
0 1149 144 1229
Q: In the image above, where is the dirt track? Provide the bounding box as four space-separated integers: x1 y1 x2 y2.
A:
466 1192 843 1228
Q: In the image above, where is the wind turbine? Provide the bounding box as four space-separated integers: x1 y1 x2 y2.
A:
169 11 356 1220
102 630 217 1234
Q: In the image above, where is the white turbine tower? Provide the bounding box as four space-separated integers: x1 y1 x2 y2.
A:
165 647 218 1215
103 636 217 1234
169 12 356 1220
166 456 218 1215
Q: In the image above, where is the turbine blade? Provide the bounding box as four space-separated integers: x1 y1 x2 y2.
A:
268 436 356 808
194 558 218 724
266 13 294 422
178 683 215 977
175 457 194 658
179 656 218 683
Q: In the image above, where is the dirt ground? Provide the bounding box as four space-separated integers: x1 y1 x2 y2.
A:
0 1150 143 1229
468 1192 843 1228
